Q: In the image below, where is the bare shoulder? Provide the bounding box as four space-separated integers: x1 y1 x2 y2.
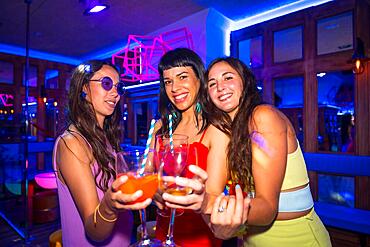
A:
57 131 92 165
206 124 229 143
252 104 283 121
251 104 287 132
207 124 228 136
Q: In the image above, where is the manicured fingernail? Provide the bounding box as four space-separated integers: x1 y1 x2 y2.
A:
236 184 240 189
120 175 127 182
162 193 168 200
188 165 196 171
175 176 186 184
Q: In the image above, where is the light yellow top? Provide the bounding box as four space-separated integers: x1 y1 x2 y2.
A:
281 141 309 190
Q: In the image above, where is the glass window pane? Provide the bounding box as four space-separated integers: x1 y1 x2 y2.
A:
274 26 303 63
45 97 58 138
318 174 354 208
45 69 59 89
274 76 304 146
317 70 355 153
317 12 353 55
0 61 14 84
239 36 263 68
0 91 16 141
23 65 37 87
22 95 38 141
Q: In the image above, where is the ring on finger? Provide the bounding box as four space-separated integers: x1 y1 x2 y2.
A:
217 206 225 213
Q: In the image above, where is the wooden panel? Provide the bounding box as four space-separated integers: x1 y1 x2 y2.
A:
356 176 370 210
368 62 370 155
308 171 318 200
304 11 317 152
355 70 370 155
266 60 304 78
265 8 305 32
126 99 136 144
355 0 370 156
263 28 273 68
37 65 46 142
327 227 363 247
314 51 353 71
309 0 355 19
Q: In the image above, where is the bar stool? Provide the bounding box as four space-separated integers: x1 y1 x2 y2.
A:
33 172 59 224
35 172 57 189
49 229 62 247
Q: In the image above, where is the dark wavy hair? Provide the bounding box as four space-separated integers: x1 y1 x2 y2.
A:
157 48 208 135
64 60 122 191
202 57 262 189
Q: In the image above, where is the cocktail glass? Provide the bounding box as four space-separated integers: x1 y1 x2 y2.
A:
157 134 189 247
117 149 162 247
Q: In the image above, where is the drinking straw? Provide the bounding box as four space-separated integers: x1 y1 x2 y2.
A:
168 114 174 152
140 119 156 173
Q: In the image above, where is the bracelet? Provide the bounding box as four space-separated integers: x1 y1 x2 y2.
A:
93 203 117 226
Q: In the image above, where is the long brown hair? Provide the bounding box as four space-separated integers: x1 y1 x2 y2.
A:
203 57 262 189
64 60 122 191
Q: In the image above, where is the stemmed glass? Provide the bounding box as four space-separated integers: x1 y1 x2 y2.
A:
117 149 162 247
157 134 189 247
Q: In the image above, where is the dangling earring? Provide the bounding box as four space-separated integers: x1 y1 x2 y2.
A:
167 103 177 119
80 91 87 99
195 102 202 114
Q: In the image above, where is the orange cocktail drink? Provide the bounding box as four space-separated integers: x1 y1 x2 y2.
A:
118 172 158 204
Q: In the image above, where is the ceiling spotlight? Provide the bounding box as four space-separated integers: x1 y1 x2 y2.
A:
82 0 109 15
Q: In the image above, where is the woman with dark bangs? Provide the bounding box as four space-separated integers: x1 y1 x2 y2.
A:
153 48 228 247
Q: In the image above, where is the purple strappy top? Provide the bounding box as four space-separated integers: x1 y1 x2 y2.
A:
53 130 133 247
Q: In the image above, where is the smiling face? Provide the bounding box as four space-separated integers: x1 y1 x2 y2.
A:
85 65 121 126
207 61 244 118
163 66 200 113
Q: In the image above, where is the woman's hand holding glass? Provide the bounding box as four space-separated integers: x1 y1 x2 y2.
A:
116 150 162 247
112 150 156 207
159 142 208 212
157 133 190 246
104 174 153 212
210 184 251 240
161 164 208 212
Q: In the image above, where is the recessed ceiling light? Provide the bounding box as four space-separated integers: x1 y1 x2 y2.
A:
82 0 109 15
88 5 108 13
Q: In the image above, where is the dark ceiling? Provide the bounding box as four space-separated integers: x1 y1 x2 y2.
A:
0 0 301 60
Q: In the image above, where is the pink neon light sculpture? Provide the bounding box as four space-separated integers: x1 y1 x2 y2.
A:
0 94 14 107
112 27 194 83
